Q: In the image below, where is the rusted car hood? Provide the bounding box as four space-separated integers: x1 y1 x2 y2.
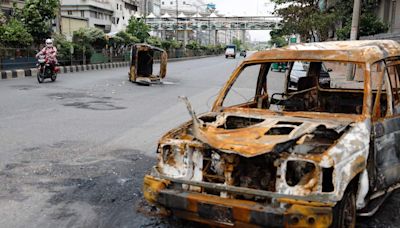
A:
190 113 352 158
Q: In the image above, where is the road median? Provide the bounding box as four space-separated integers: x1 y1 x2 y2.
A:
0 54 221 80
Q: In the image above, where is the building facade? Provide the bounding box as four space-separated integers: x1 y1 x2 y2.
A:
0 0 24 16
60 0 139 38
375 0 400 34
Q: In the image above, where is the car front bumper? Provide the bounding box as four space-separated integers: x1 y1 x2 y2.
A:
143 175 334 227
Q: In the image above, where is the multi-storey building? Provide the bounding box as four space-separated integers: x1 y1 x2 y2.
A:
60 0 139 38
375 0 400 34
139 0 161 16
111 0 139 33
0 0 24 16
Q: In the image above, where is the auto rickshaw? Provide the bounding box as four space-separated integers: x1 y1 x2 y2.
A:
271 62 288 72
129 44 167 85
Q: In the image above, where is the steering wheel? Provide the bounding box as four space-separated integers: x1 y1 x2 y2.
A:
270 93 289 106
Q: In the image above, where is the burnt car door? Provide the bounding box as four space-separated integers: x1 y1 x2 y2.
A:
372 60 400 190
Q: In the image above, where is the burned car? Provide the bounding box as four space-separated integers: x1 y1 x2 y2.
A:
143 40 400 227
129 44 167 85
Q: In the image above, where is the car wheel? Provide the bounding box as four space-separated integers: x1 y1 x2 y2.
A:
225 56 228 58
331 185 356 228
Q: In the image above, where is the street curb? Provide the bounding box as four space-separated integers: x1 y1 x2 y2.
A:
0 61 129 80
0 55 221 81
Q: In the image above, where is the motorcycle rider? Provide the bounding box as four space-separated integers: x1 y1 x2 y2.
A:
36 39 58 72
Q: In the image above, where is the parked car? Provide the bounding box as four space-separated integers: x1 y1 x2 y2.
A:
143 40 400 227
128 44 167 85
289 61 332 89
225 48 236 59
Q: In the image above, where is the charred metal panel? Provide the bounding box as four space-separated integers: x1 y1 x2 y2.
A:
374 116 400 189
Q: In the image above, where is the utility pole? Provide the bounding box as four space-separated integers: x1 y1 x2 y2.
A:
346 0 361 81
176 0 179 40
144 0 148 23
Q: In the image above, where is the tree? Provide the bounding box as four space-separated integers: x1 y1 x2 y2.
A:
232 38 242 50
0 12 6 26
126 17 150 42
115 31 139 46
269 29 287 47
271 0 334 42
186 40 200 50
146 36 162 47
73 27 106 50
272 0 388 41
53 33 72 63
0 19 33 48
16 0 59 45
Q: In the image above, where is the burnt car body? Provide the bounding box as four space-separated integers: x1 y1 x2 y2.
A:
143 40 400 227
129 44 167 85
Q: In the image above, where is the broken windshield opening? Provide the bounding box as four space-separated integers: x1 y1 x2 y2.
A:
221 61 367 115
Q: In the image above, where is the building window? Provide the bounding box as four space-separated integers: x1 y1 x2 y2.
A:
117 4 119 10
162 1 164 5
117 17 120 24
81 11 84 17
67 11 72 15
170 1 173 5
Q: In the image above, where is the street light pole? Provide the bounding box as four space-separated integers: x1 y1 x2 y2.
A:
346 0 361 81
176 0 179 40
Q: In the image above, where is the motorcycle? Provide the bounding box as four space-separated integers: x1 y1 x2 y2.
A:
37 55 58 83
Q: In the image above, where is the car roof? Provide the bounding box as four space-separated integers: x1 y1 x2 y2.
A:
246 40 400 64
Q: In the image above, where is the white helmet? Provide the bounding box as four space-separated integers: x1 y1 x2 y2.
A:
45 39 53 47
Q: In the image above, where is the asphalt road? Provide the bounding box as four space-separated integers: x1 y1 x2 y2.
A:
0 55 399 227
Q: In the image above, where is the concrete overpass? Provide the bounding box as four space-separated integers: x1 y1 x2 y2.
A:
144 15 281 45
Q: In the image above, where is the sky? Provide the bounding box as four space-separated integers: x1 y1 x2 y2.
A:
209 0 276 42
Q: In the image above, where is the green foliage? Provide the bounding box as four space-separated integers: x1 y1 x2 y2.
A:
53 33 72 61
170 39 182 49
0 12 6 26
160 39 182 50
0 19 33 48
271 0 328 41
146 36 162 47
115 31 139 45
272 0 388 41
161 40 172 50
16 0 59 44
73 27 106 50
185 40 201 50
126 17 150 42
232 38 242 50
268 28 287 47
337 13 389 40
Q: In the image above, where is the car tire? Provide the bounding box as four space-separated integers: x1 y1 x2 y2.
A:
225 56 228 58
331 184 356 228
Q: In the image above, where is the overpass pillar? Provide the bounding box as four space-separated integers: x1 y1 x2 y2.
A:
184 30 188 46
241 29 246 45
